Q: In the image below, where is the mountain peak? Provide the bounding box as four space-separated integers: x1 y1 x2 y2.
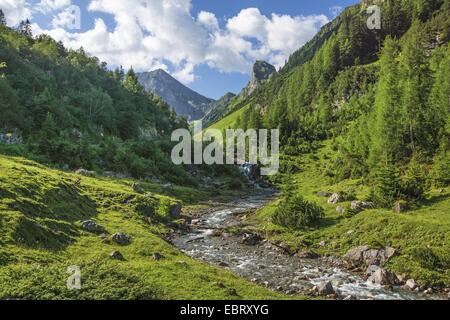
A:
241 60 276 98
137 70 214 121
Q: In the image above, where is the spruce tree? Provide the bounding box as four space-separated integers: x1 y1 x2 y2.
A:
123 68 143 94
0 9 6 26
369 37 403 167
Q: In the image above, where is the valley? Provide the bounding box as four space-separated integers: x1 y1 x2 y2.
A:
0 0 449 301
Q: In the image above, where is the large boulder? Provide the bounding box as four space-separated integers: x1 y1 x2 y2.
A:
81 220 105 234
368 268 398 285
344 245 370 266
111 233 132 245
328 193 344 205
344 246 397 267
317 281 335 296
405 279 419 291
169 204 182 219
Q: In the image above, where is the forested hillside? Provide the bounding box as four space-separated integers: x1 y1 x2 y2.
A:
0 19 193 183
222 0 450 206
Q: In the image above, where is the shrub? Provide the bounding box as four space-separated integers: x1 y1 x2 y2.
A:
400 157 429 201
272 194 324 228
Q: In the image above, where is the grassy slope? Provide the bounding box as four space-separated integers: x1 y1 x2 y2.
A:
243 142 450 287
0 155 287 300
207 104 251 132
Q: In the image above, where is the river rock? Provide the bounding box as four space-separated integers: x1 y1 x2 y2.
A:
368 268 398 285
169 204 182 219
110 251 124 260
111 233 132 245
366 265 381 277
405 279 418 291
317 281 335 296
241 233 262 246
328 193 344 205
81 220 105 234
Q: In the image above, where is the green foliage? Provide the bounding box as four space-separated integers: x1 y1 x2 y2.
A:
0 24 193 182
272 193 324 228
370 160 401 208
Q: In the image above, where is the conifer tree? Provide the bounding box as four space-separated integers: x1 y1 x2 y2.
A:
123 68 143 94
0 9 6 26
369 37 403 167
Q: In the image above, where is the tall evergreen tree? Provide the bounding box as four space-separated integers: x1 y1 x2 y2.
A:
398 21 433 155
123 68 143 94
18 19 32 38
369 37 403 166
0 9 6 26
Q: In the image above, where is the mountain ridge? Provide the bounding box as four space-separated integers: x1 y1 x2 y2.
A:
137 69 214 121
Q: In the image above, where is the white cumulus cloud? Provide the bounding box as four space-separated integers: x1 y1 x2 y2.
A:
21 0 329 84
0 0 32 26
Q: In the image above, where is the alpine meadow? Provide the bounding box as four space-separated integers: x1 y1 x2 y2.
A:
0 0 449 304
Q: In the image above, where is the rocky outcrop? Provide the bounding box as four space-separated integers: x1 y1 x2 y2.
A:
344 246 397 267
240 61 276 98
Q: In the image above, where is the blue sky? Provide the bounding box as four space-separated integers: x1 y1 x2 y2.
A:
2 0 359 99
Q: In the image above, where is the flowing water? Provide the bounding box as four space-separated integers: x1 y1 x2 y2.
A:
171 190 442 300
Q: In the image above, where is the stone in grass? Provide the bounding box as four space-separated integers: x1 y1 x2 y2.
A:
110 251 124 260
81 220 105 234
111 233 132 245
327 193 344 205
153 252 165 260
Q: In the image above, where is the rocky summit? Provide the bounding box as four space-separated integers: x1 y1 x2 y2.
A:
137 69 214 121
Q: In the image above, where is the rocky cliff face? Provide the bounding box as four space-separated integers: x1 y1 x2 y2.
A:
137 69 214 121
240 61 277 98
